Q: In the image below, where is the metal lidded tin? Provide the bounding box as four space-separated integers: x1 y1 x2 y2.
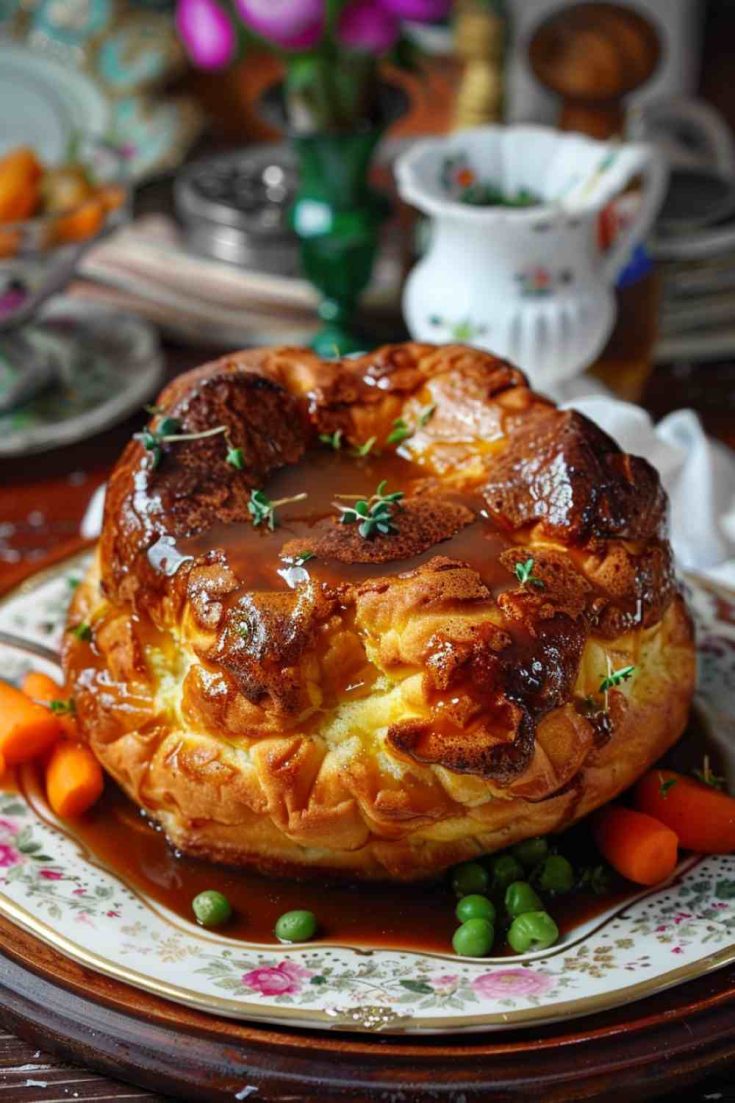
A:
175 145 300 275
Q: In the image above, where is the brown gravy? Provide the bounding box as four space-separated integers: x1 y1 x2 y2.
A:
162 446 515 598
24 772 631 954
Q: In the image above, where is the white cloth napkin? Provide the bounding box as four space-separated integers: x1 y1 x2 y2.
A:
82 393 735 588
560 395 735 587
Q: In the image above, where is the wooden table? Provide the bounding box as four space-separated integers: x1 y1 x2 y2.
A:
1 342 734 1101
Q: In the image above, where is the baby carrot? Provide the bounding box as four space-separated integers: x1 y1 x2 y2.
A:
593 805 679 886
0 147 42 223
21 671 78 739
636 769 735 854
0 679 62 764
46 741 103 819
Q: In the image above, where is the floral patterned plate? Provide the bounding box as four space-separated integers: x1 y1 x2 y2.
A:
0 553 734 1035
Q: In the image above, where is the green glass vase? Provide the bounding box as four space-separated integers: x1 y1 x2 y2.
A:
263 83 407 357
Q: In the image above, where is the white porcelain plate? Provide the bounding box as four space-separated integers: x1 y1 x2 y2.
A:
0 554 734 1034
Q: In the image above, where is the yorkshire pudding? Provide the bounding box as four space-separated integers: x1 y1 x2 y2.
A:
63 343 695 880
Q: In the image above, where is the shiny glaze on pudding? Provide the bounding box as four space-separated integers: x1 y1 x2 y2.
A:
63 342 696 880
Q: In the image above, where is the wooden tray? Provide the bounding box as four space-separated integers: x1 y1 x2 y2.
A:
1 912 734 1102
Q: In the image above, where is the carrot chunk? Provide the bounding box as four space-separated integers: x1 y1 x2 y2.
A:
593 805 679 886
52 197 104 244
0 147 42 223
636 769 735 854
21 671 78 739
0 679 62 765
46 741 103 819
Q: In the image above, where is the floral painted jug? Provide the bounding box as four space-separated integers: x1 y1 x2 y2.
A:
395 125 667 389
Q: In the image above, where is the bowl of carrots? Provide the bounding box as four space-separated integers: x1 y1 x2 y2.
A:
0 136 129 331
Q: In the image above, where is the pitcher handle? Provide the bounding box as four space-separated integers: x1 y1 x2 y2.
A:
599 145 668 284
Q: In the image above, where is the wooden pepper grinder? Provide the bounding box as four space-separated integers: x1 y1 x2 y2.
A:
531 3 663 402
453 0 505 130
528 1 660 140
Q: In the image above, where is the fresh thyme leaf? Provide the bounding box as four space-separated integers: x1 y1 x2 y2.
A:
67 576 80 591
157 416 182 437
247 489 307 531
248 489 276 530
286 551 315 566
387 418 412 445
598 665 636 693
658 774 678 798
237 623 250 639
693 755 727 791
319 429 343 451
387 405 437 446
70 622 92 642
514 557 544 588
226 446 245 470
353 436 377 457
49 698 76 716
335 481 404 539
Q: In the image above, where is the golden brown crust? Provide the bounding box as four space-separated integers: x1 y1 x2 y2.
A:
64 342 696 880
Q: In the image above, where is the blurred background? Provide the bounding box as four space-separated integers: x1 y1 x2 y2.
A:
1 0 735 577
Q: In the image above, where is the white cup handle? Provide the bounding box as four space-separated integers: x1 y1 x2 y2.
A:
601 146 668 284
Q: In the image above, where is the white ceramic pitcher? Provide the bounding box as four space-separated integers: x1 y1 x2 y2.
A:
395 125 667 389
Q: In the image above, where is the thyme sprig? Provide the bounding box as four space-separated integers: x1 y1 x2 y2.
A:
135 416 229 469
69 621 92 642
248 489 308 530
598 665 636 693
514 557 544 588
386 418 411 445
386 404 437 447
334 480 404 539
48 697 76 716
283 551 315 567
693 755 727 791
658 773 678 798
352 436 377 457
319 429 343 451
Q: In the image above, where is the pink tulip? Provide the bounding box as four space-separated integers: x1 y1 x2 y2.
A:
235 0 325 50
339 0 400 53
378 0 451 19
175 0 236 70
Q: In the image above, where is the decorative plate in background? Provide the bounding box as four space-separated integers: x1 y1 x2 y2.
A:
0 297 163 456
0 555 733 1035
0 40 200 181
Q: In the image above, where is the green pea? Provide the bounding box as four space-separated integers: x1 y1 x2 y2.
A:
451 860 489 898
507 911 559 954
511 837 550 869
275 909 318 943
452 917 495 957
505 880 543 918
489 854 524 892
455 894 497 924
536 855 575 895
192 889 232 928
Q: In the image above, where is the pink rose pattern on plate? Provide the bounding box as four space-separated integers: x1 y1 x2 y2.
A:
242 960 313 997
